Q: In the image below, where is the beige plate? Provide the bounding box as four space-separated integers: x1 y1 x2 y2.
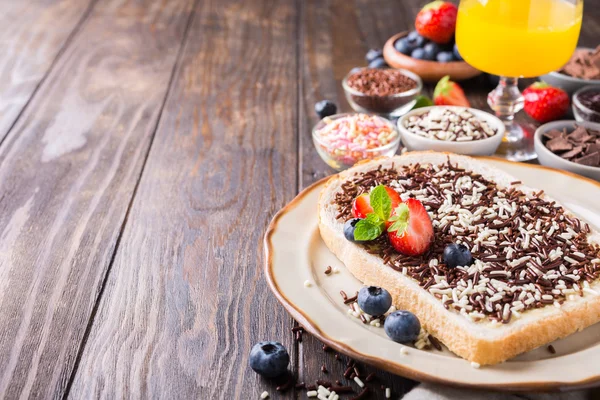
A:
264 158 600 391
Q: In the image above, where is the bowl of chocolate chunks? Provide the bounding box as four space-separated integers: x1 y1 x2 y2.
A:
534 120 600 181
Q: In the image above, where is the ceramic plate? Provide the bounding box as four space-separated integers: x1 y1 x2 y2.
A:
264 158 600 391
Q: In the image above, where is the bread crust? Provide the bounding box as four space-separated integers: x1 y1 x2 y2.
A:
318 152 600 365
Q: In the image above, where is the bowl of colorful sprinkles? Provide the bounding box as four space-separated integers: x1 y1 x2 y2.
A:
312 113 400 171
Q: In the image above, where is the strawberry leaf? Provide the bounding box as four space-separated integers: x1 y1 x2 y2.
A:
388 203 410 234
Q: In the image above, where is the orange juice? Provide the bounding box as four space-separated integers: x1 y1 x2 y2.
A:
456 0 582 78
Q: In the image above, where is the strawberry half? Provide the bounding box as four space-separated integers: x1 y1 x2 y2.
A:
415 1 457 44
387 199 434 256
352 186 402 219
433 75 470 107
523 82 569 123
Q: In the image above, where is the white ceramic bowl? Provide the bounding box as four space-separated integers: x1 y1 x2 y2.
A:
534 120 600 181
397 106 505 156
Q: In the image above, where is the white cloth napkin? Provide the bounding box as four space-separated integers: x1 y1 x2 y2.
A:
403 383 596 400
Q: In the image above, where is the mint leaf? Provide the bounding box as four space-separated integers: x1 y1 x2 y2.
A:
388 203 410 234
354 219 384 241
365 213 384 225
370 185 392 221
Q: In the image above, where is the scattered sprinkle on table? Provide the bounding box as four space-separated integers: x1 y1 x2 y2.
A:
385 387 391 398
260 391 269 399
304 280 312 287
353 376 365 388
471 361 481 369
400 347 408 355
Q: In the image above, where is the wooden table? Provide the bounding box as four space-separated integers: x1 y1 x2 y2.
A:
0 0 599 398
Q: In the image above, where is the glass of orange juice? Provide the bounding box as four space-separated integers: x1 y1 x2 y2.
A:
456 0 583 161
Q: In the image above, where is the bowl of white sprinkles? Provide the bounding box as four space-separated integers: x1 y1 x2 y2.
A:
398 106 505 156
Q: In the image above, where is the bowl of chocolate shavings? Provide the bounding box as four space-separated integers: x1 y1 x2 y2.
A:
535 120 600 181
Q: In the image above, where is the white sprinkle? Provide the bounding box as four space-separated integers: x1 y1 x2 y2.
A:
564 256 578 265
261 391 269 399
584 288 599 296
306 391 317 397
471 362 481 369
318 386 330 396
317 394 328 400
400 347 409 355
386 388 391 398
333 267 340 274
354 377 365 388
542 294 553 300
304 280 312 287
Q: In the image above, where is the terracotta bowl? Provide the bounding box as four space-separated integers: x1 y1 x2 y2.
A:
383 32 481 83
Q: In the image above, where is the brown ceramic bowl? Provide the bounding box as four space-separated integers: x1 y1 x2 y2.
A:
383 32 481 83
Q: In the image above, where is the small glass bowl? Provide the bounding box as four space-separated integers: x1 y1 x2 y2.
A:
342 68 422 118
312 113 401 171
573 85 600 123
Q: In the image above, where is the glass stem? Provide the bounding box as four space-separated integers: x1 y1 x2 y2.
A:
487 77 524 142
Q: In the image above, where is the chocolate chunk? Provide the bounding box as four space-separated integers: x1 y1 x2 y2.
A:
560 46 600 80
585 143 600 155
569 126 593 143
560 146 583 159
575 152 600 167
546 136 573 152
542 129 563 140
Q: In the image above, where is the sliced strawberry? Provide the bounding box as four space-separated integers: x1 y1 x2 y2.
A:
387 199 434 256
433 75 470 107
352 187 402 219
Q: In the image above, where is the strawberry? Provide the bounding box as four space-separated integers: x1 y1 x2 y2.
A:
415 1 457 44
433 75 470 107
352 186 401 219
387 199 434 256
523 82 569 123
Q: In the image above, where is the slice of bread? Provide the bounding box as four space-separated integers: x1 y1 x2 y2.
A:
318 152 600 365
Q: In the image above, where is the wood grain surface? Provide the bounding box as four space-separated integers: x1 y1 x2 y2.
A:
0 0 599 398
0 0 96 143
69 0 300 398
0 0 194 397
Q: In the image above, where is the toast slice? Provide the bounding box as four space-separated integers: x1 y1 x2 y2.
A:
318 152 600 365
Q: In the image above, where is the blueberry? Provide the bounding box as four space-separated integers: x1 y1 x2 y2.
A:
249 341 290 378
365 48 383 63
368 57 388 69
411 48 428 60
407 31 427 47
358 286 393 315
436 51 455 63
443 243 473 268
453 44 463 61
384 311 421 343
423 42 442 60
394 38 415 55
315 100 337 119
344 218 368 243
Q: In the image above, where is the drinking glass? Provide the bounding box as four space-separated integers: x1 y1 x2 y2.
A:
456 0 583 161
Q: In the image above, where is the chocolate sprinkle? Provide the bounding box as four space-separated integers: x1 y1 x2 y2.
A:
332 159 600 323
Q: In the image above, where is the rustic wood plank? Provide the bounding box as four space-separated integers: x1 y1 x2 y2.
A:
0 0 96 144
68 0 300 398
0 0 195 397
298 1 423 398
